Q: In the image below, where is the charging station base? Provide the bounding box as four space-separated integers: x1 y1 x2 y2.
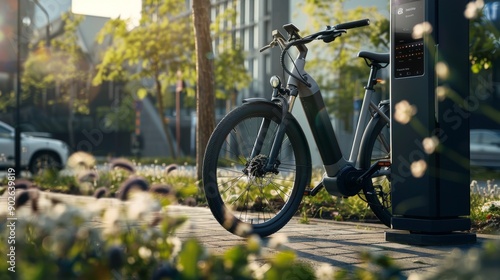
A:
385 231 477 246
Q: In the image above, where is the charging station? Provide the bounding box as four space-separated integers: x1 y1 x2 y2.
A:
388 0 476 245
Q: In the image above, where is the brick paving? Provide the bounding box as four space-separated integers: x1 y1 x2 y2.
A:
3 191 500 277
165 204 500 277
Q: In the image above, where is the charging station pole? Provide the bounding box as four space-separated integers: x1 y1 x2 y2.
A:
388 0 476 245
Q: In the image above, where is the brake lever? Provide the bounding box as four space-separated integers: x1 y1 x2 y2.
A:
259 44 273 53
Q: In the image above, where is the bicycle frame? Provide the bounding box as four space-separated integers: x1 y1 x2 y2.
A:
246 23 390 197
280 42 388 178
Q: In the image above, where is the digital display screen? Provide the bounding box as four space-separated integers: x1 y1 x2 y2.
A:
393 0 425 78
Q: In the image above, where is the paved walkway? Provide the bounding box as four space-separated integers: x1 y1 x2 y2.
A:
166 205 499 277
3 191 499 277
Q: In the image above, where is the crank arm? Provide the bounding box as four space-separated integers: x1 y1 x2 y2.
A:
356 160 391 184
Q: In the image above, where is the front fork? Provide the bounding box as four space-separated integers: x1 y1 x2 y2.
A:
249 87 297 173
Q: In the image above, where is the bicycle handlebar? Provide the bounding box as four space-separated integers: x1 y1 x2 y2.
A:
266 18 371 50
262 19 371 87
334 19 370 30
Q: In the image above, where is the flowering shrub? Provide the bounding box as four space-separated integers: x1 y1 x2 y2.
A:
415 240 500 280
27 153 201 205
470 180 500 234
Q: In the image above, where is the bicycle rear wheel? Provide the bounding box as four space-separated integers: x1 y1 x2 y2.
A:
360 111 392 227
203 102 311 237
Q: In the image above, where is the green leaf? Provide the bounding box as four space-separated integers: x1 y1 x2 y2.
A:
178 239 203 279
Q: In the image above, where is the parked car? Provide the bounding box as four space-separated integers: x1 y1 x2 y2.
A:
0 121 69 174
470 129 500 169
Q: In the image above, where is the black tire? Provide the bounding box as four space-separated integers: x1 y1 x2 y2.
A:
203 102 311 237
29 152 62 175
360 110 392 227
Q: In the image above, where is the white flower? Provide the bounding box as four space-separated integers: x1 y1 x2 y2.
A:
436 62 450 80
268 233 289 249
234 223 252 237
422 136 439 154
249 263 271 279
412 22 433 39
167 236 182 259
411 160 427 178
138 246 152 259
127 192 161 220
67 151 96 170
102 207 121 236
481 201 500 212
315 263 335 280
464 0 484 19
436 86 449 101
246 234 262 254
394 100 417 124
408 273 423 280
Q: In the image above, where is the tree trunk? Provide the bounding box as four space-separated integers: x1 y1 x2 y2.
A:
68 83 75 149
155 77 176 158
192 0 215 182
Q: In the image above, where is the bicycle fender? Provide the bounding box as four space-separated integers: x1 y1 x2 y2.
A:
358 104 390 163
242 97 271 104
242 98 289 124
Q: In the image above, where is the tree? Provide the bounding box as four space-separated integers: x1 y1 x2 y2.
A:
22 13 90 148
211 6 251 110
94 0 249 173
468 2 500 74
93 0 195 158
192 0 215 181
299 0 389 129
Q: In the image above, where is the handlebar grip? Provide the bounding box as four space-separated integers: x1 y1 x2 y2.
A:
334 19 370 30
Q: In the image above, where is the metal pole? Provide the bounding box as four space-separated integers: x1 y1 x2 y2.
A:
33 0 50 48
175 70 183 156
176 84 181 156
15 0 22 172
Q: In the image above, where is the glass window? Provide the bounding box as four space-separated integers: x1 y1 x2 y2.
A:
211 5 217 21
239 0 245 25
482 131 500 145
264 54 271 76
244 58 249 72
264 20 270 42
470 132 481 144
235 30 242 45
244 29 251 50
244 0 251 24
253 25 259 49
254 0 260 22
252 58 259 80
265 0 272 15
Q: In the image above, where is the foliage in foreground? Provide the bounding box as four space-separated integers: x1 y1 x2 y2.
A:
2 185 500 280
0 190 318 280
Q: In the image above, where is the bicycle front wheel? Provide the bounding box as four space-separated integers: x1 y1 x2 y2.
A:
203 102 311 237
360 111 392 227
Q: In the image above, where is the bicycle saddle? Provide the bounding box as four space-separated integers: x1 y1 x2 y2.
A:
357 51 389 64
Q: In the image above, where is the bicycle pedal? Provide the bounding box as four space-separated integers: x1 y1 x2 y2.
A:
304 183 324 197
